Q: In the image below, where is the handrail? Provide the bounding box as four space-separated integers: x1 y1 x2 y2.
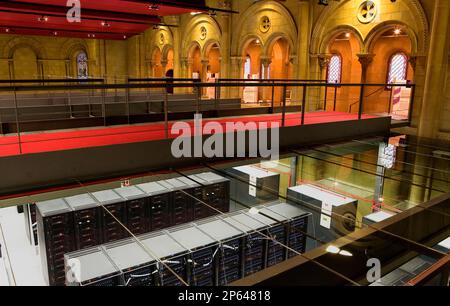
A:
0 82 416 92
405 254 450 286
0 78 104 84
349 87 386 113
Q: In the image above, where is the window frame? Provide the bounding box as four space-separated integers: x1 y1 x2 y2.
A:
327 53 343 85
386 51 408 89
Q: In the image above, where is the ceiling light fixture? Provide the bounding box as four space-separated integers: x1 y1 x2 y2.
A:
5 28 10 33
149 4 160 11
394 28 401 35
38 15 49 22
345 32 351 38
101 21 111 27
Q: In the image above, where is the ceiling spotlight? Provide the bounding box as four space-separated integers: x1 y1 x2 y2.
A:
101 21 110 27
149 4 160 10
88 34 95 38
38 15 49 22
5 28 10 33
123 35 127 39
53 31 58 36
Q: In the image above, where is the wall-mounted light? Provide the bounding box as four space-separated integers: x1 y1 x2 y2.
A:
394 28 401 35
345 32 351 38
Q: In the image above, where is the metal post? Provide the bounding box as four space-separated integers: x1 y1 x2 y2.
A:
215 79 220 109
164 88 169 139
68 85 73 118
408 84 416 123
196 84 201 114
102 88 106 127
324 83 328 111
388 86 393 114
358 84 365 120
281 85 287 127
126 83 130 125
333 85 338 111
301 85 307 125
271 80 275 114
13 90 22 154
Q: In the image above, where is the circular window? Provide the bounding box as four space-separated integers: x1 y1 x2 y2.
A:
259 16 271 33
357 1 377 24
200 26 207 40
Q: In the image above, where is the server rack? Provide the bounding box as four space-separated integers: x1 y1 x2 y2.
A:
65 194 102 250
159 178 199 225
228 166 280 207
195 217 246 286
65 246 122 286
243 208 286 268
363 210 396 226
136 182 171 231
23 203 38 246
103 238 158 286
167 224 219 286
141 231 188 286
220 212 269 277
262 202 310 258
109 186 145 235
92 190 128 243
189 172 231 219
287 184 358 249
36 199 75 286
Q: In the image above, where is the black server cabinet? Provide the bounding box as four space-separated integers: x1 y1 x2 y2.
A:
36 199 75 286
220 212 269 277
228 165 280 207
245 208 286 268
168 225 218 286
136 182 171 231
65 246 122 286
141 231 188 286
189 172 231 218
113 186 148 235
103 238 157 286
195 218 245 286
287 184 358 249
362 210 395 227
65 194 102 250
159 178 200 226
92 190 128 243
262 202 310 258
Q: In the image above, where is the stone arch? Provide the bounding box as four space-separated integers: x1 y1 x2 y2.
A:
145 26 174 60
203 39 221 58
239 34 264 57
60 39 89 59
181 15 222 57
317 25 365 54
231 0 297 57
310 0 429 55
364 21 418 54
264 32 295 58
3 36 46 59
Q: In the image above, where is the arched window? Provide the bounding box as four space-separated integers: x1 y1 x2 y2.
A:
327 54 342 84
387 52 408 85
76 52 88 79
244 55 251 79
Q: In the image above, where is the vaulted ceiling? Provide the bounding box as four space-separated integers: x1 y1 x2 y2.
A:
0 0 211 40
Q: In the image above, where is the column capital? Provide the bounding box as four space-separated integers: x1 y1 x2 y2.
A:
357 53 375 68
260 56 272 67
317 54 332 69
201 58 210 65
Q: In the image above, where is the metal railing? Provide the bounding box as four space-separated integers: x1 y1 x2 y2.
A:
0 80 416 155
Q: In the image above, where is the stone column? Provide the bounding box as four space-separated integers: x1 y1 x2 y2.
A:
161 60 168 76
230 56 245 99
297 0 310 80
357 53 375 83
417 0 449 139
260 57 272 102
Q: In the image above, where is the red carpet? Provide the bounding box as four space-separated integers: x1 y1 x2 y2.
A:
0 112 372 157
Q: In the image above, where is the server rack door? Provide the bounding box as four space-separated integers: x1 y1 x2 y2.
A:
157 255 187 286
217 239 242 286
243 232 267 277
191 187 213 220
202 182 230 217
287 216 308 258
101 203 127 243
125 198 148 235
73 208 102 250
148 194 171 231
266 224 287 268
171 191 193 226
122 264 158 287
42 213 75 286
188 246 217 286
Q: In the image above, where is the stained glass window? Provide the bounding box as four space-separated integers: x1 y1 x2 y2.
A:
387 52 408 85
327 54 342 84
76 52 88 79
